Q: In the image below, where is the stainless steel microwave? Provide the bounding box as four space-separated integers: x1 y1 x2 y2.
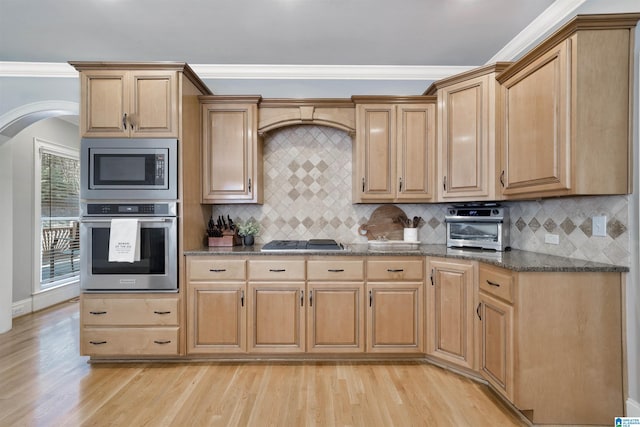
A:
81 138 178 200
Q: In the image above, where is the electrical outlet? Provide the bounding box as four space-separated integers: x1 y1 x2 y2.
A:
593 216 607 237
545 233 560 245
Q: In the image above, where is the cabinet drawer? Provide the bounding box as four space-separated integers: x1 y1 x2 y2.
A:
249 259 305 281
188 258 246 281
82 298 179 326
367 258 424 281
82 327 179 356
479 264 514 303
307 259 364 281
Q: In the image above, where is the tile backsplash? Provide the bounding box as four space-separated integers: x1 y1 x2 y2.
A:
211 125 630 266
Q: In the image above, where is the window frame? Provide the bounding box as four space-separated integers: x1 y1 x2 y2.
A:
32 137 80 294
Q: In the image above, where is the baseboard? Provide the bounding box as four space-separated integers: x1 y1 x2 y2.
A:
627 398 640 417
13 281 80 317
11 298 33 318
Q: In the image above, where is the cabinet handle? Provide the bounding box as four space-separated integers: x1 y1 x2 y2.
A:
369 290 373 307
241 290 245 307
430 268 435 286
476 303 482 320
89 340 107 345
399 177 403 192
443 176 447 191
153 310 171 315
209 268 227 272
486 280 501 287
309 290 313 307
89 311 107 315
248 178 252 192
153 340 171 345
269 268 286 272
362 177 365 192
387 268 404 273
122 113 127 130
300 290 304 307
327 269 345 273
500 170 505 187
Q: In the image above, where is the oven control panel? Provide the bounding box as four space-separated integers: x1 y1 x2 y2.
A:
82 202 176 217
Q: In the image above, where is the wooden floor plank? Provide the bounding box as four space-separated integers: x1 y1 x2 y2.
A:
0 300 525 426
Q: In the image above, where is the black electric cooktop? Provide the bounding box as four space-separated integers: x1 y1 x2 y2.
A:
261 239 344 252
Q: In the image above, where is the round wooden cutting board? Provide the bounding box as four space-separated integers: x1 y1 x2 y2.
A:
358 205 409 240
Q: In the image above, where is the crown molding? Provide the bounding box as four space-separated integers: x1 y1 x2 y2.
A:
0 61 475 81
190 64 475 80
0 62 77 77
486 0 587 63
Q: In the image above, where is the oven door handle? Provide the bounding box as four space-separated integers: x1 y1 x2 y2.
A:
80 218 174 223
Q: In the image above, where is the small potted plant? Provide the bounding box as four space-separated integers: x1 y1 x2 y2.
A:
236 219 260 246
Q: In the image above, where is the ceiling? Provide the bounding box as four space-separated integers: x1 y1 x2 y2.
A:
1 0 559 67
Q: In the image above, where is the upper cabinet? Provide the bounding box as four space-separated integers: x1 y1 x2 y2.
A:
426 63 510 201
352 97 436 203
200 96 263 204
496 14 639 198
72 65 180 138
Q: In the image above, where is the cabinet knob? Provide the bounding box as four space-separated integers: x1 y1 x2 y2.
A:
443 176 447 191
248 178 252 192
486 280 501 287
89 340 107 345
89 311 107 315
153 310 171 315
500 171 505 187
122 113 127 130
476 303 482 320
399 177 403 192
153 340 172 345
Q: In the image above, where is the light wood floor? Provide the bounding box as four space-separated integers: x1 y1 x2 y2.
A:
0 300 525 427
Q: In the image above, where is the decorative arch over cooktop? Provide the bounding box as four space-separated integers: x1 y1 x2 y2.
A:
258 99 355 136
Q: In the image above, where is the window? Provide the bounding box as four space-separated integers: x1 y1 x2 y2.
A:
34 139 80 290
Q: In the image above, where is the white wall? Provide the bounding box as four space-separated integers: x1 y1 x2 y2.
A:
0 141 13 333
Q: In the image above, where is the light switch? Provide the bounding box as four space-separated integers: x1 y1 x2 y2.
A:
593 216 607 237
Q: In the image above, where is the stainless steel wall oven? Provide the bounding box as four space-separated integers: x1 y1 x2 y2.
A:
80 202 178 292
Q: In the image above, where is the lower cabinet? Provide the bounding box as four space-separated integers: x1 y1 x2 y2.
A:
307 282 365 353
366 257 425 353
366 282 424 353
81 294 180 356
477 263 623 425
426 257 476 370
247 281 306 353
187 283 246 353
477 263 514 400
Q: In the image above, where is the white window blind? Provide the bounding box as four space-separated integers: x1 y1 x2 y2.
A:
40 147 80 286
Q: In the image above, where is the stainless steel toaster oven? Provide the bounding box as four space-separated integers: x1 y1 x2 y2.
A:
445 205 510 251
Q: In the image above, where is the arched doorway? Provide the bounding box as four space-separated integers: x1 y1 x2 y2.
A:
0 101 79 333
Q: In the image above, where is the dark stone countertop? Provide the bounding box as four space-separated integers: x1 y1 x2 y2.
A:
184 244 628 273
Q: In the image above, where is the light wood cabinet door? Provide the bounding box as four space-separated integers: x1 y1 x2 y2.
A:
427 258 476 370
187 283 246 354
498 20 635 199
438 74 498 201
479 292 513 400
354 104 396 202
366 282 424 353
79 70 178 138
500 42 570 196
201 100 262 204
395 103 435 201
307 282 365 353
248 282 306 353
353 101 435 203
